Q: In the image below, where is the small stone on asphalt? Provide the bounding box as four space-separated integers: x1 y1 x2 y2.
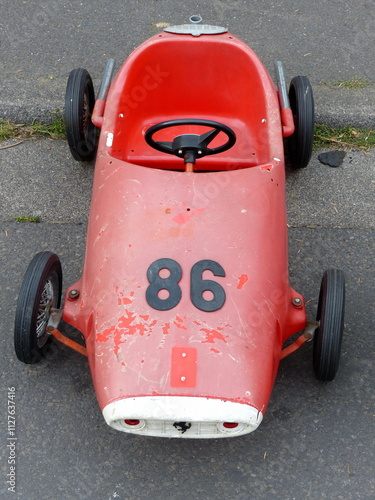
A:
318 150 346 168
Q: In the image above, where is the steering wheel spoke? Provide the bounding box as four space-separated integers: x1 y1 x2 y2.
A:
155 140 173 151
198 128 221 148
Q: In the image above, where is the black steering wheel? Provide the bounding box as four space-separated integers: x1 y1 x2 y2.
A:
145 119 236 164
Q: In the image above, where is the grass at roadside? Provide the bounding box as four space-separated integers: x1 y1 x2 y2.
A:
329 77 371 90
0 111 65 141
14 216 41 223
314 124 375 151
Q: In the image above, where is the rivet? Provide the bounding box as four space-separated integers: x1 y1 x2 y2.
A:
181 376 186 382
178 149 183 154
181 352 187 357
68 289 80 300
292 297 303 307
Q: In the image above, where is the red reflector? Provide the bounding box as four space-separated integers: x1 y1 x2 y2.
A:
124 419 140 426
223 422 239 429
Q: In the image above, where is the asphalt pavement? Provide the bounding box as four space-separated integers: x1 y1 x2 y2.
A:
0 0 374 126
1 1 374 500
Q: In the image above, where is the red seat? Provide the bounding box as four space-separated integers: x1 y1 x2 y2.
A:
105 31 282 171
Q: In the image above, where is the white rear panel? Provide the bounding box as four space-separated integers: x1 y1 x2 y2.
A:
103 396 263 438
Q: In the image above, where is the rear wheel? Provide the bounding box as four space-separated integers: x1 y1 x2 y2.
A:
313 269 345 381
14 252 62 364
287 76 314 169
65 68 97 161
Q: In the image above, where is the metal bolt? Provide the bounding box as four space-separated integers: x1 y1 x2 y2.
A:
181 376 186 382
68 289 80 300
198 150 202 154
178 149 183 155
292 297 303 307
181 352 187 357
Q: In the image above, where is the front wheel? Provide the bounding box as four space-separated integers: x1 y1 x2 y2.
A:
313 269 345 381
14 252 62 364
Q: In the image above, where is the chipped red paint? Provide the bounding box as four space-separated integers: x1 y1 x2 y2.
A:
237 274 249 289
200 327 228 344
162 323 171 335
260 163 273 172
96 327 116 343
96 311 158 354
174 316 188 330
118 310 138 331
118 297 132 305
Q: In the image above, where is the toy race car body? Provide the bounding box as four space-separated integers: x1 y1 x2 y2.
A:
14 19 345 438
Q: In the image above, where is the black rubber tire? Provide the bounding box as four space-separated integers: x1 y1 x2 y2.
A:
65 68 97 161
14 252 62 364
287 76 315 169
313 269 345 381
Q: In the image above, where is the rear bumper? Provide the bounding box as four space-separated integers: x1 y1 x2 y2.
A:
102 396 263 438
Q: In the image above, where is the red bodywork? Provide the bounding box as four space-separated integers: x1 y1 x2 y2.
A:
63 29 306 436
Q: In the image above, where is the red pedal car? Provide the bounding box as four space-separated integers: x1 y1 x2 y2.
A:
14 18 345 438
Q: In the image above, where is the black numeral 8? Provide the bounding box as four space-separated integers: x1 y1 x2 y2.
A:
146 258 182 311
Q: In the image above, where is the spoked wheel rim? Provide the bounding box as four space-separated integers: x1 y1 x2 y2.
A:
82 92 91 144
35 278 56 347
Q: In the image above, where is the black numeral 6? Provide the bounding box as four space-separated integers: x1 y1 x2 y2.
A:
190 260 226 312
